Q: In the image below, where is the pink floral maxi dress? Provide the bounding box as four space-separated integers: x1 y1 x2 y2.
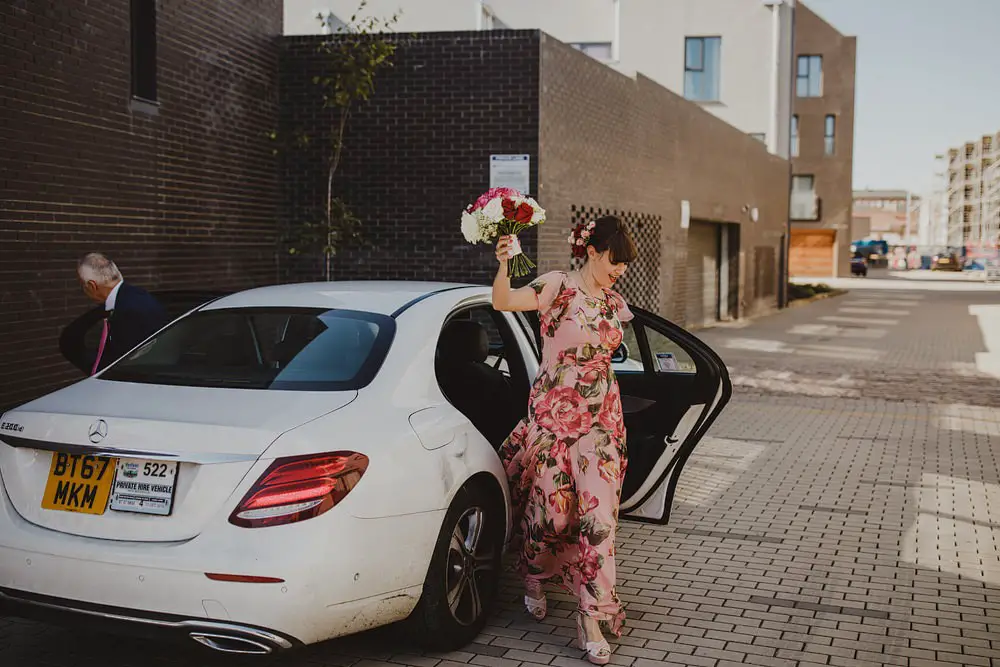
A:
498 271 633 635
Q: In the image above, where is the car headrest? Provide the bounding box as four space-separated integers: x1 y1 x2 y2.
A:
438 320 488 364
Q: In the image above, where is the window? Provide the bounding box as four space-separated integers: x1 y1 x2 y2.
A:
749 133 766 143
796 55 822 97
616 322 696 375
130 0 157 103
103 308 395 391
571 42 613 62
824 115 836 155
791 175 819 221
790 115 799 157
684 37 721 102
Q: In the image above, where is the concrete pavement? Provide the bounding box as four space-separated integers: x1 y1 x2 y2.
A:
2 274 1000 667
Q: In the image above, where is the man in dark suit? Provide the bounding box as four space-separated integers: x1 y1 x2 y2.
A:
62 253 169 375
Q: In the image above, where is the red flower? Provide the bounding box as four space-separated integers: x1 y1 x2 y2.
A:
549 487 575 514
557 349 578 367
579 356 608 385
599 319 623 350
600 385 624 435
535 386 593 440
503 198 534 224
578 538 602 582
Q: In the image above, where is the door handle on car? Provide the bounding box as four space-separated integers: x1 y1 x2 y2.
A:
665 435 680 444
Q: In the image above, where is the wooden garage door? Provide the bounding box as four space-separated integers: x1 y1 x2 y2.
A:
789 229 835 277
685 221 719 329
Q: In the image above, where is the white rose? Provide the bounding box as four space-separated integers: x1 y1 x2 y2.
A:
481 197 504 222
527 199 546 224
461 211 481 243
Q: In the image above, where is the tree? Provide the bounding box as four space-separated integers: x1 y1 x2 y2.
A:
284 1 401 280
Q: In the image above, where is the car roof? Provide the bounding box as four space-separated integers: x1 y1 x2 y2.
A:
201 281 489 316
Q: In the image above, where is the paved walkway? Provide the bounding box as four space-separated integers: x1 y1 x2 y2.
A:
2 276 1000 666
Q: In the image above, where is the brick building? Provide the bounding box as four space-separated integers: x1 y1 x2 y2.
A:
788 3 857 278
3 10 788 412
0 0 283 411
282 31 790 328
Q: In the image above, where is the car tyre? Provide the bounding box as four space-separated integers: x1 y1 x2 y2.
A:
408 482 503 651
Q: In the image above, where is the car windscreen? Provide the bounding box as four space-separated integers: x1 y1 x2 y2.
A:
100 307 395 391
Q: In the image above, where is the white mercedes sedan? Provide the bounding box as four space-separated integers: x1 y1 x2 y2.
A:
0 281 731 655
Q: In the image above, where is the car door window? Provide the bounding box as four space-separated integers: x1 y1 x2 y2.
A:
613 321 696 375
643 327 697 374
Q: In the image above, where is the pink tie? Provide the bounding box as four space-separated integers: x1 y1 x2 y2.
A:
91 317 109 376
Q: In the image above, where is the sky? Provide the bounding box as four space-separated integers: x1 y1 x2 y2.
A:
803 0 1000 195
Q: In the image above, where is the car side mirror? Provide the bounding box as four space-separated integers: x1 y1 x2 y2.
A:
611 343 629 364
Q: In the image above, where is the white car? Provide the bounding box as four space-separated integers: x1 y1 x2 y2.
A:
0 281 731 655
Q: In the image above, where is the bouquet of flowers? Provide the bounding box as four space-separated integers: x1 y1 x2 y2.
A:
461 187 546 278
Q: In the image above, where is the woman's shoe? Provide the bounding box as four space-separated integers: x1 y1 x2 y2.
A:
576 614 612 665
523 578 547 620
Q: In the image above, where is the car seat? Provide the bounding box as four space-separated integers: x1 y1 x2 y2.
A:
435 319 516 448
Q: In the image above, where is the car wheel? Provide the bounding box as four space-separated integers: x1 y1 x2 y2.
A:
408 483 502 650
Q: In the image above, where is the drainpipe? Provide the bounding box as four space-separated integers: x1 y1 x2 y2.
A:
612 0 621 63
780 0 796 306
767 1 782 156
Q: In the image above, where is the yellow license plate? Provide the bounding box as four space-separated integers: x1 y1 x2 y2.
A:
41 453 118 514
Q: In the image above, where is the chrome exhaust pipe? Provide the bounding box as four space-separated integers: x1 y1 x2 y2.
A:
190 632 275 654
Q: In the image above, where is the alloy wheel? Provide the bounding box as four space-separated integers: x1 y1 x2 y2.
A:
444 505 496 626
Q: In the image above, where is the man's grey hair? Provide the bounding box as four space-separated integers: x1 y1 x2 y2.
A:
77 253 123 285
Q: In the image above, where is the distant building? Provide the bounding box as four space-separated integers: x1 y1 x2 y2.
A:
852 190 919 245
945 132 1000 250
787 3 857 279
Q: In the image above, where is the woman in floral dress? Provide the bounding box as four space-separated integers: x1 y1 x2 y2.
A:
492 216 638 665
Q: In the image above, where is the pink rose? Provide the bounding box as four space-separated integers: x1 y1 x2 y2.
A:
547 440 573 475
472 187 520 211
535 387 593 440
599 386 624 434
579 356 608 385
579 538 601 582
557 349 578 367
599 319 623 350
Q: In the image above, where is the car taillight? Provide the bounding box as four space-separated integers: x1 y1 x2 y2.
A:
229 452 369 528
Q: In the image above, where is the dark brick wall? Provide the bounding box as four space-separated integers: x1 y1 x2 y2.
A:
792 2 857 278
279 31 540 285
0 0 282 411
536 36 791 324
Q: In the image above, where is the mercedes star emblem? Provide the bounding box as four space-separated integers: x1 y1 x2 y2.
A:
88 419 108 444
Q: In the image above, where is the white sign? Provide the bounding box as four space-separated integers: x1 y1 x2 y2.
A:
681 200 691 229
490 154 530 194
110 458 179 516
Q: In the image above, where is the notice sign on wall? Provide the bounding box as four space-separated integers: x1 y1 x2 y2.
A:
489 154 530 194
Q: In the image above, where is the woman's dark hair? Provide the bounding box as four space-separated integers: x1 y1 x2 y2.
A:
587 215 638 265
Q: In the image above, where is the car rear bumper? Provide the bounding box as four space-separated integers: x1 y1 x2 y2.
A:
0 586 299 654
0 471 442 647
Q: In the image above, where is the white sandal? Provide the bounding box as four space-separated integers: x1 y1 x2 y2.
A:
576 614 611 665
524 579 547 620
